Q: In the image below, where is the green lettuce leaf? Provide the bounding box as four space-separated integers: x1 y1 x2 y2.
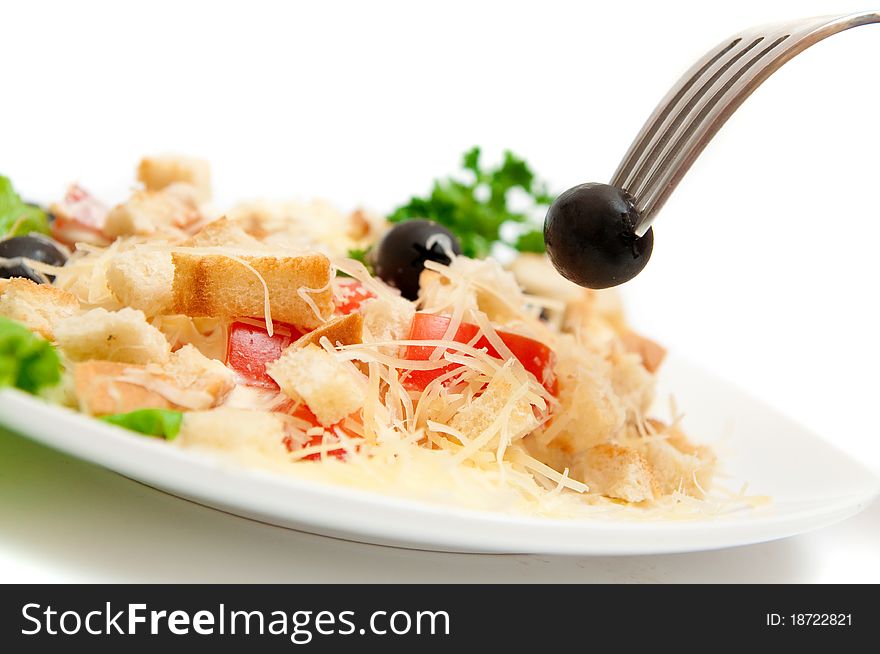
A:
101 409 184 440
0 317 62 394
0 175 50 238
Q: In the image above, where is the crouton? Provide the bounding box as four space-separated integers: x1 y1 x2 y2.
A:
450 364 539 444
534 336 625 452
347 208 384 241
149 344 235 402
417 269 452 306
509 253 583 303
137 155 212 202
75 360 174 415
563 288 627 344
266 344 365 426
104 188 201 237
638 438 713 497
105 249 175 317
0 278 80 340
660 422 714 463
182 216 263 249
291 312 363 349
574 443 657 503
638 420 715 496
177 408 292 460
418 257 526 325
619 329 666 373
227 198 372 255
74 345 234 415
55 307 171 364
171 252 333 329
361 293 415 351
608 348 655 420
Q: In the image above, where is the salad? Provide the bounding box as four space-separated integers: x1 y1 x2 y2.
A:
0 152 717 517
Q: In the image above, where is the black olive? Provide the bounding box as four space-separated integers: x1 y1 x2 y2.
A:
0 262 46 284
543 183 653 289
0 235 68 283
372 220 462 300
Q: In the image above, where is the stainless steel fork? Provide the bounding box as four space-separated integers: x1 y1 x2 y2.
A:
610 11 880 237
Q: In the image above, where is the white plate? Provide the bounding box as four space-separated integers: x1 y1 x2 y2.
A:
1 354 877 555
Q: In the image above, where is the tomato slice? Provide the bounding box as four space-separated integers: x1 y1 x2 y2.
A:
300 434 348 461
280 404 356 461
225 320 303 388
334 278 375 315
227 320 362 459
403 314 557 393
226 278 374 388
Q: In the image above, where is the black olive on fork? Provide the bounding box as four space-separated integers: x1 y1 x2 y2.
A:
544 183 653 289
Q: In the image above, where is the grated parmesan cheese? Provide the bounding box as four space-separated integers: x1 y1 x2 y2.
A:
30 180 741 519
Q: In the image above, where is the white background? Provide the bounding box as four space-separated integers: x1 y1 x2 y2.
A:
1 0 878 582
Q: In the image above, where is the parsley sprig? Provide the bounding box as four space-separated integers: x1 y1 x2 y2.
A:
387 147 552 258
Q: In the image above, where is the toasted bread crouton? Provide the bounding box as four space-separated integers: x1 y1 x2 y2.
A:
361 293 415 353
609 349 655 419
292 312 363 349
171 252 332 329
637 420 715 496
0 278 80 340
75 360 174 415
510 253 583 303
55 307 170 364
105 249 175 316
147 344 235 403
450 363 540 444
619 329 666 373
183 216 263 249
177 408 292 459
104 188 201 238
575 443 657 503
75 345 234 415
137 155 211 202
662 425 715 463
563 288 627 347
416 269 451 305
347 208 386 242
534 336 625 452
418 257 525 325
227 199 376 255
266 344 365 426
638 438 713 497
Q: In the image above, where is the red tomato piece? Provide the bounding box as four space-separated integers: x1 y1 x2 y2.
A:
280 404 357 461
300 435 348 461
225 321 303 389
334 278 376 315
403 313 557 394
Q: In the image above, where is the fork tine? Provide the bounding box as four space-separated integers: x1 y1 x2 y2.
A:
607 11 880 237
634 33 793 222
619 36 769 199
611 37 744 190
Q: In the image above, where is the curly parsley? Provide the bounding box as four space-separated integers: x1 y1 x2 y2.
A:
388 147 551 258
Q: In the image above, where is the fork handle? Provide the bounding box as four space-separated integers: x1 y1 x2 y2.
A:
544 12 880 290
616 11 880 237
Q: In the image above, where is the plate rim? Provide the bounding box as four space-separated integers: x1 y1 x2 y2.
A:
2 356 878 555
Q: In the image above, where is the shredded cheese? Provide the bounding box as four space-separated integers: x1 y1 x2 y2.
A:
29 188 743 520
